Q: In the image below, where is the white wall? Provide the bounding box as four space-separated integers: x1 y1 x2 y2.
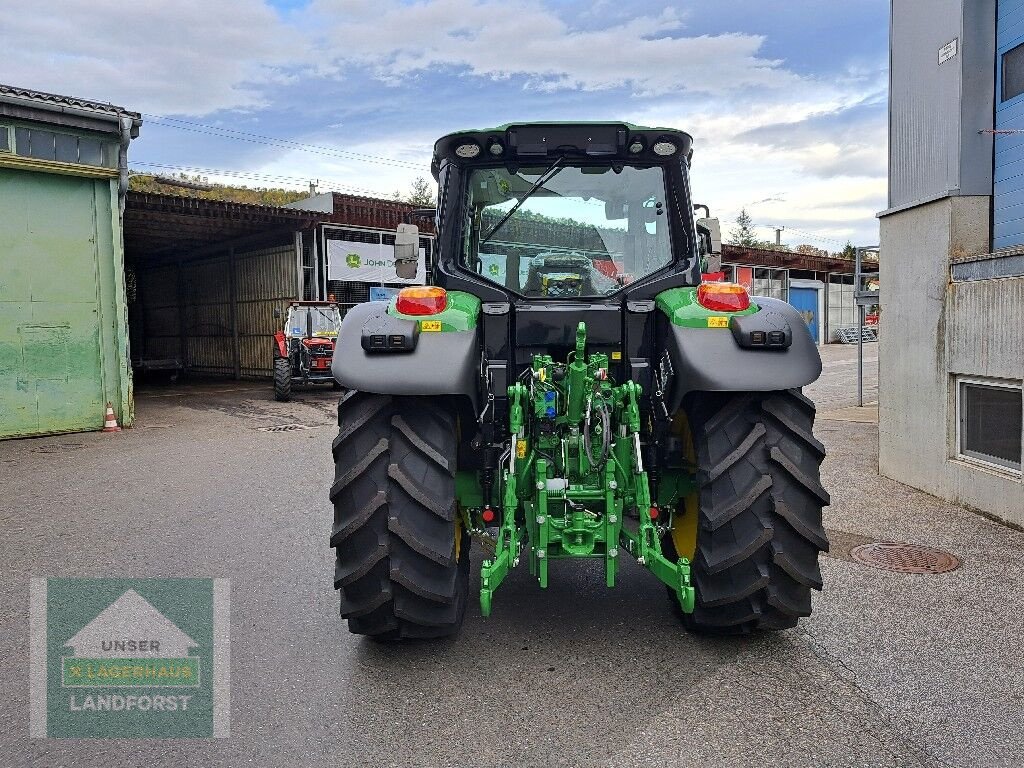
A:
879 196 1024 525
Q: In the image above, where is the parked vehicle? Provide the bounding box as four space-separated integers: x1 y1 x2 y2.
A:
273 302 342 401
328 123 830 639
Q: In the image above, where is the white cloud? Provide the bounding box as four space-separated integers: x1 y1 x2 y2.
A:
0 0 303 115
626 69 888 248
308 0 801 96
1 0 888 245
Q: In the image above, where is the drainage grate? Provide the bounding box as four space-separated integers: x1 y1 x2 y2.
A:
850 542 960 574
32 443 86 454
257 423 314 433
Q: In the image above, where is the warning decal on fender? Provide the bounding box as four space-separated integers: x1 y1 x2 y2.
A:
707 317 729 328
420 320 442 332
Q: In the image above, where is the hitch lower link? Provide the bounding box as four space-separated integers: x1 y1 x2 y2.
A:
479 367 696 617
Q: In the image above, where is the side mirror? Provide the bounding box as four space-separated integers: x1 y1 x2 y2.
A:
273 307 282 319
696 217 722 272
394 223 419 280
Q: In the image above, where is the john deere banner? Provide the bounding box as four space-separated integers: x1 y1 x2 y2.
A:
326 239 425 284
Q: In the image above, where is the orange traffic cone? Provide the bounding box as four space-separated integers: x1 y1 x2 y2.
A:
102 402 121 433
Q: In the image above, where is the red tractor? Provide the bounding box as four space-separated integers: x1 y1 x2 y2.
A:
273 302 343 401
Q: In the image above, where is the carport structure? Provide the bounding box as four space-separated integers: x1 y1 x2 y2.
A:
123 192 328 384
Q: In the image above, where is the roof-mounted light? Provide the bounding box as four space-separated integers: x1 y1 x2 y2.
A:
455 142 481 159
488 139 504 156
652 139 678 156
628 139 645 154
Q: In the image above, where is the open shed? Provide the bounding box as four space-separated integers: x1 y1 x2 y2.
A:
123 192 328 382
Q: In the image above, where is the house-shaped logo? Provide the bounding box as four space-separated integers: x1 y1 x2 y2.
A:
64 589 197 658
32 577 228 738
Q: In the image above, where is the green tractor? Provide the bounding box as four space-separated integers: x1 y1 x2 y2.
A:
329 123 829 639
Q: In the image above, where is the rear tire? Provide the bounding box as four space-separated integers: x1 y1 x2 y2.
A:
329 391 469 639
669 389 830 634
273 357 292 402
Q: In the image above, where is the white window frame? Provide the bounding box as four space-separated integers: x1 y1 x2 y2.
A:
954 375 1024 475
0 124 12 153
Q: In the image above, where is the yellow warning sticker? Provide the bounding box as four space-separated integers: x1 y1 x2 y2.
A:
516 439 527 459
611 351 622 361
707 316 730 328
420 320 442 332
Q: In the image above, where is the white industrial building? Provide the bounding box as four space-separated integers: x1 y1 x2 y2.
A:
879 0 1023 525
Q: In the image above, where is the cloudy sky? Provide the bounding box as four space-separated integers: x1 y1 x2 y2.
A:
3 0 889 249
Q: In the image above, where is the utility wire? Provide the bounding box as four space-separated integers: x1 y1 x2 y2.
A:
131 161 392 198
759 224 848 247
784 227 848 246
142 113 426 171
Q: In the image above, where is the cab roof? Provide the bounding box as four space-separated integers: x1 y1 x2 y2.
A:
431 122 694 178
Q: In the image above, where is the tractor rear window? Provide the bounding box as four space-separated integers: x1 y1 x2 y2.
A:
460 164 672 297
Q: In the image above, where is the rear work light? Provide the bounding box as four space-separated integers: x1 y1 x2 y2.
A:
697 282 751 312
396 286 447 316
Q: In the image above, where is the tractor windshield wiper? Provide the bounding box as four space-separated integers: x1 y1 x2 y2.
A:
479 157 565 246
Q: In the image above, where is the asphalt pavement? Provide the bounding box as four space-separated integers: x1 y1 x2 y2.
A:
3 341 1023 767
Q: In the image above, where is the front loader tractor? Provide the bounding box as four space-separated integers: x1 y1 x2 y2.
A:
329 123 830 639
273 302 342 401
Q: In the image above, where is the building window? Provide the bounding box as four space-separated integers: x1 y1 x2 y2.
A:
725 264 787 300
1003 43 1024 102
957 378 1023 472
0 125 9 153
9 125 113 168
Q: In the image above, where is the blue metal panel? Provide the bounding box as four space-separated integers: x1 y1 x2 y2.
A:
994 0 1024 249
789 288 819 344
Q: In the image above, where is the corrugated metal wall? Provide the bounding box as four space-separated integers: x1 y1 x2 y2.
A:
235 243 297 377
888 0 995 210
134 239 297 380
994 0 1024 249
947 276 1024 379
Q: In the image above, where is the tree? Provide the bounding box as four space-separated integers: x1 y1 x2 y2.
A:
127 171 308 206
393 176 435 206
728 208 766 247
796 243 829 258
839 240 856 259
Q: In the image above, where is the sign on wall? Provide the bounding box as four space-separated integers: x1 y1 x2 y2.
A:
326 239 425 284
369 286 399 302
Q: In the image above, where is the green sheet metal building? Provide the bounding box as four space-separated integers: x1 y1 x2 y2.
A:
0 85 142 439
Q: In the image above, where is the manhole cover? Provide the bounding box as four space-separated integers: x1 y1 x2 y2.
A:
32 443 86 454
257 423 313 433
850 542 960 574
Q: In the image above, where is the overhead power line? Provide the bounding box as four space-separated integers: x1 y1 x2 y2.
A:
784 227 848 246
130 161 392 199
141 113 427 171
758 224 847 247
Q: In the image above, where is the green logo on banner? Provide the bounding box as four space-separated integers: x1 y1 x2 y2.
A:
346 252 361 268
30 578 230 739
